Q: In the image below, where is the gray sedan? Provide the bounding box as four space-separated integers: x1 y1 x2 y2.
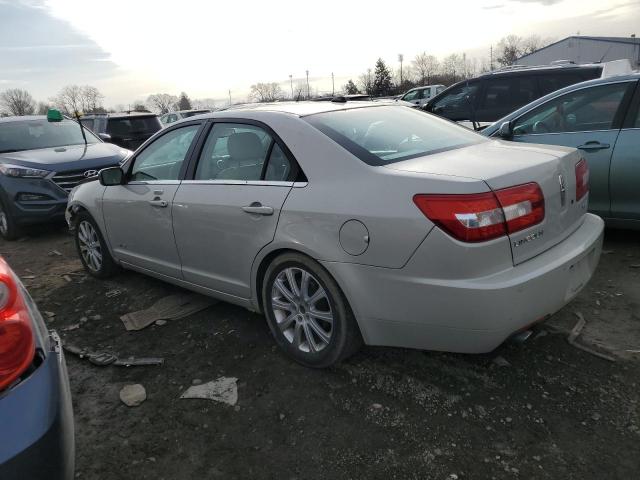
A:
67 103 603 367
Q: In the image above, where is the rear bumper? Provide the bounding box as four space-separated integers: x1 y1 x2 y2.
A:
323 213 604 353
0 331 75 480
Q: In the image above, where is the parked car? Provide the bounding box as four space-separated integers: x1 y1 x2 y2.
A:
0 113 131 240
423 63 605 127
312 94 372 102
80 112 162 150
399 84 445 106
66 102 603 367
483 72 640 228
0 256 74 479
160 110 211 127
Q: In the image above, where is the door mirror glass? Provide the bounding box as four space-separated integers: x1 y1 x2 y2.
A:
98 133 112 142
498 121 512 138
99 167 124 186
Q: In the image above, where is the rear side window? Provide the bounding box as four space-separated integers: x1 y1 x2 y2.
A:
80 119 94 131
195 123 291 181
481 77 538 112
430 81 481 120
107 116 161 137
305 105 484 166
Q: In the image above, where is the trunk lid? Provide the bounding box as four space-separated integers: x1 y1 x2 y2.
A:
385 139 587 264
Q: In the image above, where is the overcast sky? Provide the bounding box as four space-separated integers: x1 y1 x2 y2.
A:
0 0 638 107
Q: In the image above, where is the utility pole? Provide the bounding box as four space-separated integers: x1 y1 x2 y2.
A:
490 45 494 71
289 74 293 99
305 70 310 99
367 68 372 95
398 54 404 88
228 90 231 106
331 72 335 96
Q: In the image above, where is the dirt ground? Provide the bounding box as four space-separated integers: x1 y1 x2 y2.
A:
1 225 639 479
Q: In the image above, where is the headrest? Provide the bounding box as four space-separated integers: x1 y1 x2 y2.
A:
227 132 264 161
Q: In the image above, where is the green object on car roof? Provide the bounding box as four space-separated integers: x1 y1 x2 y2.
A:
46 108 63 122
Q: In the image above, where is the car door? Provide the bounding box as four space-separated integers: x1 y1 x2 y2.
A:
476 75 538 123
509 81 635 218
102 123 202 277
401 89 421 105
609 81 640 220
172 120 298 299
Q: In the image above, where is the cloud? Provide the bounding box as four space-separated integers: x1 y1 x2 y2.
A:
483 4 505 9
510 0 564 4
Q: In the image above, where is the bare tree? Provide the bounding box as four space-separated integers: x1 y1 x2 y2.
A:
0 89 36 116
412 53 440 85
192 98 216 110
358 69 373 95
79 86 104 113
146 93 178 114
51 85 83 115
441 54 462 81
496 35 524 67
250 82 283 103
36 102 51 115
292 80 308 100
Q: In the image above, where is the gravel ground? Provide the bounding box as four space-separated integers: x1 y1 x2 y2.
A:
1 225 639 479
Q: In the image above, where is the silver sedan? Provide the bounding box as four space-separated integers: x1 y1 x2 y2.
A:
66 102 604 367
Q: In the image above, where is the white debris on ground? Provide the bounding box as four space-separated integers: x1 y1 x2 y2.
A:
120 384 147 407
180 377 238 406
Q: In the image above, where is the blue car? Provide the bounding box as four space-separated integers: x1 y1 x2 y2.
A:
483 72 640 229
0 256 74 479
0 114 131 240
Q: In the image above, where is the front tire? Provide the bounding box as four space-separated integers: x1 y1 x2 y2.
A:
0 197 21 241
74 212 118 278
262 253 362 368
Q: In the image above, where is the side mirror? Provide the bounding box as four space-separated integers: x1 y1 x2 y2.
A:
98 133 112 142
99 167 124 186
498 121 513 139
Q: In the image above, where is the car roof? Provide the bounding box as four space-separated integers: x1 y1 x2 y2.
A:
478 62 603 78
206 101 393 118
482 72 640 135
0 115 78 124
83 112 157 119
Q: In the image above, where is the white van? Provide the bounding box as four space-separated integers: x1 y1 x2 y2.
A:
399 84 445 106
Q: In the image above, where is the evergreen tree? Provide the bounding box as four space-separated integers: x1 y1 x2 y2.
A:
372 58 392 96
176 92 192 110
343 79 359 95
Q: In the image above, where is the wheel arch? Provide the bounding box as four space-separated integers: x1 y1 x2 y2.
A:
251 244 369 343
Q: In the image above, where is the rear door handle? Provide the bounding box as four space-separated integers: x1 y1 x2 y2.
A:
577 141 610 151
149 200 168 208
242 204 274 216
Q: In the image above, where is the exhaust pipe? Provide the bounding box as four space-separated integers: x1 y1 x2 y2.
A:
510 329 533 345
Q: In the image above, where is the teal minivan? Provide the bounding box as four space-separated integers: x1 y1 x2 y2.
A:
483 73 640 229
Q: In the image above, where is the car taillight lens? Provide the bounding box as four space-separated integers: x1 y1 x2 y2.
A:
575 158 589 201
0 257 35 391
413 183 545 243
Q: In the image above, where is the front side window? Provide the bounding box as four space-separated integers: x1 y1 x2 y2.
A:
402 90 419 101
430 81 480 120
305 105 485 165
513 82 631 135
130 125 199 181
195 123 278 181
0 119 99 153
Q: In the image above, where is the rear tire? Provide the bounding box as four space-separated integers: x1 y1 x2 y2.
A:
262 252 362 368
74 211 118 278
0 197 20 241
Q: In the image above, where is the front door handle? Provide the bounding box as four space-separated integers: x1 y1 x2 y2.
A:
242 203 274 216
577 141 610 151
149 199 168 208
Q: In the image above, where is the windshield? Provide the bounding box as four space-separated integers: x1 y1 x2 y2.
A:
305 106 484 165
0 119 99 153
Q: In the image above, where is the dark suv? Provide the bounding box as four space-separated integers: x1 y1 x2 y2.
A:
80 112 162 151
423 63 603 126
0 115 130 240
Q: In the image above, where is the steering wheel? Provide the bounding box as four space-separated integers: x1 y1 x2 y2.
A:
532 121 550 134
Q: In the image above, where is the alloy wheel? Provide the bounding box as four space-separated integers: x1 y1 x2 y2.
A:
77 220 103 272
271 267 334 353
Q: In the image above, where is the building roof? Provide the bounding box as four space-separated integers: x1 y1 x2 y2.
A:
517 35 640 61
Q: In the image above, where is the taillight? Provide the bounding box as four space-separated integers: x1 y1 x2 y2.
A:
413 183 545 243
0 257 35 391
575 158 589 201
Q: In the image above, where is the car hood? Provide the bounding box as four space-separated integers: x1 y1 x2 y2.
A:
0 143 130 172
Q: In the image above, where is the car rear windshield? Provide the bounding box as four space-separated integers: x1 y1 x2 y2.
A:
107 116 161 137
0 119 99 153
305 106 485 165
